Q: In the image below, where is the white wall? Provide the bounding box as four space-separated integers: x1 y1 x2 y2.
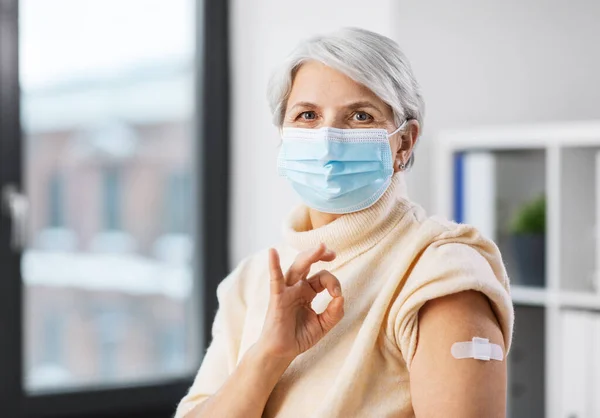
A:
230 0 600 266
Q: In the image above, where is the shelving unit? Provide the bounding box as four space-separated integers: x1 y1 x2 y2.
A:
434 121 600 418
511 285 549 307
560 291 600 312
511 286 600 311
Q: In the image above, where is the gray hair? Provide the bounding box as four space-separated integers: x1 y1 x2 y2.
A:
267 27 425 168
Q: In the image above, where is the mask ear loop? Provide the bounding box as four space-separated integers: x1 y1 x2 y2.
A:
387 119 409 138
389 119 410 170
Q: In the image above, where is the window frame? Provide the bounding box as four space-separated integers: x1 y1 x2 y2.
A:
0 0 230 416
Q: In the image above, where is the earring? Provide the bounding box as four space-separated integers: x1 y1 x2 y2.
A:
398 161 406 171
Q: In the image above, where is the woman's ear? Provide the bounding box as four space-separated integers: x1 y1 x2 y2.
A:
394 119 420 171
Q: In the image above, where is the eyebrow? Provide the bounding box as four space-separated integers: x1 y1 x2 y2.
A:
286 100 384 114
287 101 318 113
343 101 384 113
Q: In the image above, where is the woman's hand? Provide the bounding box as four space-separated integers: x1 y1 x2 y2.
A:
257 244 345 362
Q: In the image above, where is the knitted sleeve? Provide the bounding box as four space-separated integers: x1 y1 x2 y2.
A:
390 241 514 370
174 258 250 417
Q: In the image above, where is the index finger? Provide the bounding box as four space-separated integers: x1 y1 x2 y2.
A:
286 244 336 285
268 248 285 295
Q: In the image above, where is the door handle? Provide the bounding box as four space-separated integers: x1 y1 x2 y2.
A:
2 184 29 251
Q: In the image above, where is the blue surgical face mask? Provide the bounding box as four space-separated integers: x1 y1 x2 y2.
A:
277 121 407 214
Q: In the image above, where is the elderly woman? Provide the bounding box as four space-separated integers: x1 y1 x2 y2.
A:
176 27 513 418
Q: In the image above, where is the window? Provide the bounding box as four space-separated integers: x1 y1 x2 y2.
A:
95 308 123 380
166 171 192 234
159 324 186 373
48 174 65 228
0 0 229 416
102 168 122 231
42 314 65 365
20 0 198 390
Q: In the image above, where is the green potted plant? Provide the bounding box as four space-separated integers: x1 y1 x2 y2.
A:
509 195 546 287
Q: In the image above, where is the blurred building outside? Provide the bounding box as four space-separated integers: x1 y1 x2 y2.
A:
20 0 198 390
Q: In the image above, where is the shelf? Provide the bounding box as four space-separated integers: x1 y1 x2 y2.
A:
511 286 549 307
560 291 600 311
510 286 600 310
437 121 600 150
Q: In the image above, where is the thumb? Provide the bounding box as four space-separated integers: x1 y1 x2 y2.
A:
318 296 344 334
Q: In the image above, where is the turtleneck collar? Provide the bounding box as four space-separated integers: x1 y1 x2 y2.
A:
282 173 413 270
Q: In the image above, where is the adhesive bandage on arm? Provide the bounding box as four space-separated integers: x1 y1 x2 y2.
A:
451 337 503 361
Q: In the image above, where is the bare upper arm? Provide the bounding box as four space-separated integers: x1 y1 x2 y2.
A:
410 290 506 418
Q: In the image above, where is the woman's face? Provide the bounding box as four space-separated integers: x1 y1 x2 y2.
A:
283 61 417 171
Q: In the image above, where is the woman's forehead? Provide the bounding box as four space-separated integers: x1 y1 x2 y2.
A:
288 61 388 110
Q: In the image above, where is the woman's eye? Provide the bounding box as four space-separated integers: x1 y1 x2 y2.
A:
299 111 316 120
353 111 372 122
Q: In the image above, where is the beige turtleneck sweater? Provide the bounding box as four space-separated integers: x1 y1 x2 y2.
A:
175 174 514 418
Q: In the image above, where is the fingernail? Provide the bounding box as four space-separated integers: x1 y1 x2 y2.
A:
334 286 342 297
